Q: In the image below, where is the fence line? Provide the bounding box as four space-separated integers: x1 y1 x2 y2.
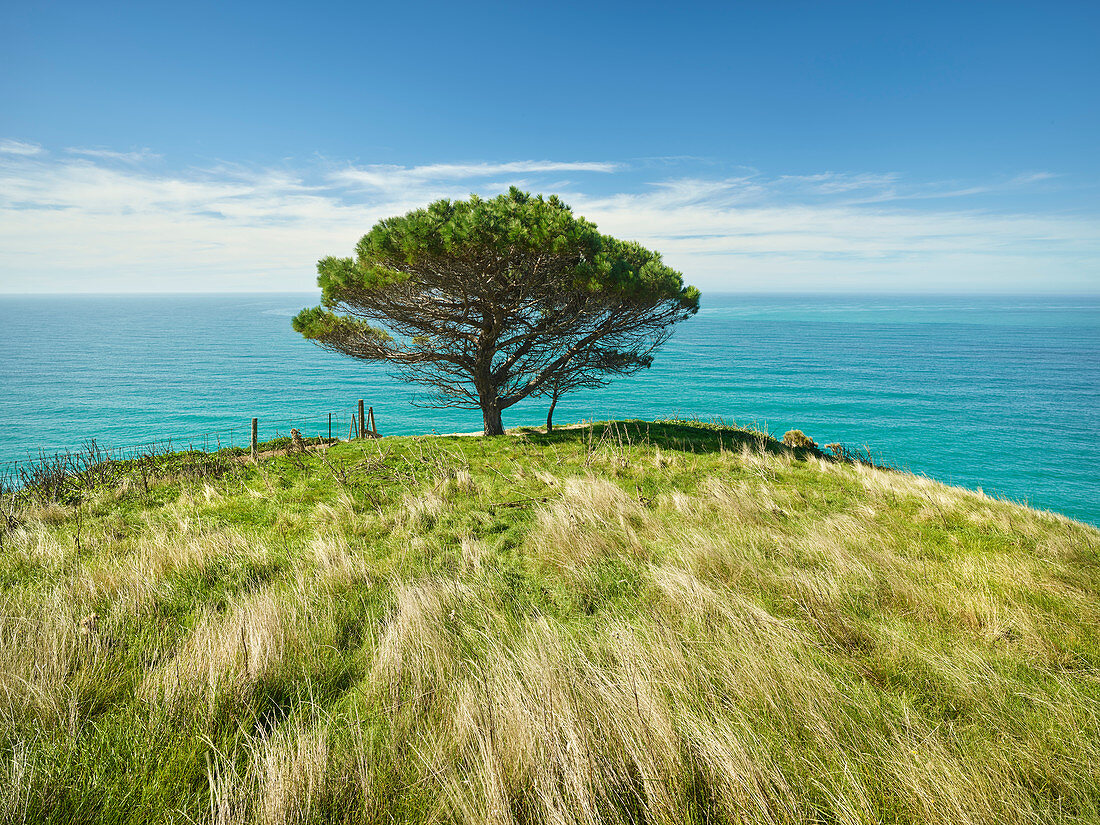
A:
0 401 379 478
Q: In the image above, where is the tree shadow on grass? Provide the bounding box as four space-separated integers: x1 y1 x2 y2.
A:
514 418 815 458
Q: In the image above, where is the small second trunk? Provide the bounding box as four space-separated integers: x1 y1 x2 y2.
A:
546 395 560 434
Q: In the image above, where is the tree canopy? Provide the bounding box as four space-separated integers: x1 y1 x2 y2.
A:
293 188 699 435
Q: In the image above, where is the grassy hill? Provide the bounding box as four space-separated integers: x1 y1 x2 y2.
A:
1 420 1098 824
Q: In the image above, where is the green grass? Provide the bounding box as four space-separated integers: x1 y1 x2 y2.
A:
1 420 1098 824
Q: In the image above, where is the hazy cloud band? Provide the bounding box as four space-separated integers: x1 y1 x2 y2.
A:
1 141 1096 293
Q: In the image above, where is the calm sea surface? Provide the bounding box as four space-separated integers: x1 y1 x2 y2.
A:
1 294 1097 525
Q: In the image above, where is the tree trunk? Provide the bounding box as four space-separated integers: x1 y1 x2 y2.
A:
482 403 504 436
546 394 559 434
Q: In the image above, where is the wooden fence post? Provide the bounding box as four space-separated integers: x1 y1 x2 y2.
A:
328 412 332 442
368 406 377 435
251 418 258 461
358 399 365 441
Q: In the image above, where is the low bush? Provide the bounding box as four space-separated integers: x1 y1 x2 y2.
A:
782 429 817 449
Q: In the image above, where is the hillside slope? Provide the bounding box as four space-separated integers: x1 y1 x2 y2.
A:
2 421 1098 824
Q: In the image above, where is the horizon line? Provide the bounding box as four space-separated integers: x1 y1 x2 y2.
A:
2 289 1099 298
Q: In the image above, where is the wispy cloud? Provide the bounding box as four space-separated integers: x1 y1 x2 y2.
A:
332 160 619 193
0 143 1096 293
560 177 1099 294
1010 171 1059 185
65 146 161 163
0 139 43 156
776 172 902 194
316 159 626 221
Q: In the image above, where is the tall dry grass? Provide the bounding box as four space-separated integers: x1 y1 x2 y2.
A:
1 424 1097 824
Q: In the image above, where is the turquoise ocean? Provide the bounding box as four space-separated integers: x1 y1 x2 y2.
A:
1 293 1097 525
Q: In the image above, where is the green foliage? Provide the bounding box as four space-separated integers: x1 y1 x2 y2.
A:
294 189 698 343
306 188 698 310
290 304 392 344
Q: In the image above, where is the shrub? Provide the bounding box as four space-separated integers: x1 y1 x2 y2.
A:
783 429 817 449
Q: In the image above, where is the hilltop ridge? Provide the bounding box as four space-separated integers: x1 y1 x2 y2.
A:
2 420 1098 824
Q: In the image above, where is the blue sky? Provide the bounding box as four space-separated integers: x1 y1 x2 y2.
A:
1 0 1097 293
